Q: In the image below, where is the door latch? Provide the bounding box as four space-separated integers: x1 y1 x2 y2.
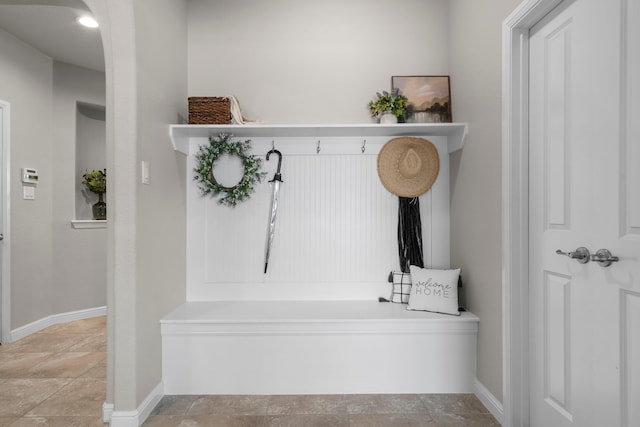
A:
555 247 590 264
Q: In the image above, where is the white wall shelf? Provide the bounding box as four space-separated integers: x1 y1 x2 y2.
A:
71 220 107 229
169 123 468 155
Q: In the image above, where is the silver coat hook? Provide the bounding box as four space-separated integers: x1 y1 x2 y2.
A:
271 140 275 150
316 140 321 154
361 139 366 153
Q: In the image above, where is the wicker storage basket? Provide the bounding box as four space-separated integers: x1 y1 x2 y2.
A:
188 97 231 124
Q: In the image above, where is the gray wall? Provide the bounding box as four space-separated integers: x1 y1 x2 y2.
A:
187 0 450 123
449 0 522 402
0 27 106 330
133 0 187 406
52 61 106 315
0 27 54 329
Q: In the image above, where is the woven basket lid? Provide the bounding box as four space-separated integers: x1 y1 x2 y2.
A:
377 137 440 198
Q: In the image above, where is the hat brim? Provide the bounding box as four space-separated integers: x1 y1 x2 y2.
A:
377 137 440 198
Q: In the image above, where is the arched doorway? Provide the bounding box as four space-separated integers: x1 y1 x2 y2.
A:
0 0 138 418
80 0 137 419
0 0 107 340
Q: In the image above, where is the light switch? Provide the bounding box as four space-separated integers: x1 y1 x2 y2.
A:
23 185 35 200
141 160 150 185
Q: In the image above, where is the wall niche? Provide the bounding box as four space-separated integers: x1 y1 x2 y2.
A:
75 102 105 221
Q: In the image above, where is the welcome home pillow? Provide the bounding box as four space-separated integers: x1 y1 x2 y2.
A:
407 266 461 316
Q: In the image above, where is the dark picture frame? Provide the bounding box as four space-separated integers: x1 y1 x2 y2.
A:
391 76 452 123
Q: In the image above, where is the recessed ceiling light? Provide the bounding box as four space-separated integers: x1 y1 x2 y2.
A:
77 16 99 29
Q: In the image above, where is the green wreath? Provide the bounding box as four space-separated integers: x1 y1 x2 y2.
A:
193 133 266 207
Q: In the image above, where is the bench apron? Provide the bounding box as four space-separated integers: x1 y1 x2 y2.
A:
161 300 479 395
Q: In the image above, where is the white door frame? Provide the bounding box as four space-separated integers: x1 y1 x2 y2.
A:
501 0 567 426
0 100 10 343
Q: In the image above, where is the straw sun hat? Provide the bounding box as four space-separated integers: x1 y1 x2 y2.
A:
377 137 440 198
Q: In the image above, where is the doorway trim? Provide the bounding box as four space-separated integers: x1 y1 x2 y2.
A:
501 0 566 426
0 100 10 344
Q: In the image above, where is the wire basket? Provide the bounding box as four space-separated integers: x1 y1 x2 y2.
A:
188 97 231 124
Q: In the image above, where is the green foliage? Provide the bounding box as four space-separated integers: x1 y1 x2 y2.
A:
368 89 409 119
193 133 266 207
82 169 106 194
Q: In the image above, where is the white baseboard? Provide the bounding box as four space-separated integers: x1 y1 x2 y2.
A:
107 410 138 427
474 377 504 425
102 402 114 423
108 382 163 427
138 382 164 424
10 306 106 342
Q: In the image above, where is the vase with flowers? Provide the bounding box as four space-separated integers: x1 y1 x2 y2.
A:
82 169 106 220
368 88 409 124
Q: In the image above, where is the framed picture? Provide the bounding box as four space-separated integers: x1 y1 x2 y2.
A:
391 76 452 123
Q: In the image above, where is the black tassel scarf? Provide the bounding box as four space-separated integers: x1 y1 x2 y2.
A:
397 196 424 273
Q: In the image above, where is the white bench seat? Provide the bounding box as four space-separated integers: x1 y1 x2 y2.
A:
161 300 479 395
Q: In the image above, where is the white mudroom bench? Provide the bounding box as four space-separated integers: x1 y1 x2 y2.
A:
160 300 479 395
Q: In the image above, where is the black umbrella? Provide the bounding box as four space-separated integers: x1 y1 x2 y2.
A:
263 148 283 273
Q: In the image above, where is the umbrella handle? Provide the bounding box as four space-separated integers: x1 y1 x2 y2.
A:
266 149 283 182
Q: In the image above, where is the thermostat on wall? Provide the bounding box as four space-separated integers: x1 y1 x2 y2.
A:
22 168 38 184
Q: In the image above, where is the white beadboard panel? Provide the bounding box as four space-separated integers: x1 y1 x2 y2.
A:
186 136 451 301
544 20 571 230
204 154 398 283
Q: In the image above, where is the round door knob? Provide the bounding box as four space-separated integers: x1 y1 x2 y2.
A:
590 249 619 267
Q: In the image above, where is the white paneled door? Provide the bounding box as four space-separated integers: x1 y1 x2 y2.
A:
529 0 640 426
0 100 8 344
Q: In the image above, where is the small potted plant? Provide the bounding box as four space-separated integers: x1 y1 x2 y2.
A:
82 169 106 220
368 89 409 124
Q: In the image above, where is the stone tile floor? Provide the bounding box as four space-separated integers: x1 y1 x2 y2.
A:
0 316 500 426
0 316 107 426
146 393 500 426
